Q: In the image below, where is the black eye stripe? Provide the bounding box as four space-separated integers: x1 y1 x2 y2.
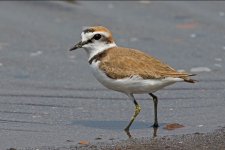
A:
83 34 103 45
87 39 92 44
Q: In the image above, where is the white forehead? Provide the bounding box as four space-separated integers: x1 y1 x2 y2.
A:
81 31 110 42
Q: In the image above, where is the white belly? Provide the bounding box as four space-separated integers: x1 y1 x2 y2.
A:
90 61 183 94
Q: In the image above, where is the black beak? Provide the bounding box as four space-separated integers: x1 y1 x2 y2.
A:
69 41 84 51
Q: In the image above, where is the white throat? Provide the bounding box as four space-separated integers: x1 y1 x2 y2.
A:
84 42 117 61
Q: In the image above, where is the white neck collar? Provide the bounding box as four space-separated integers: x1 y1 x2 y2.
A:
84 42 117 61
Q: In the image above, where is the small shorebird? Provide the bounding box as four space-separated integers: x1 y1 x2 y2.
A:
69 26 196 131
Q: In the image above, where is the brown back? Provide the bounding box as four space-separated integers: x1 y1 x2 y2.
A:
92 47 195 82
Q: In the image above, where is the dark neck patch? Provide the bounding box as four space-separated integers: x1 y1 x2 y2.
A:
88 50 107 64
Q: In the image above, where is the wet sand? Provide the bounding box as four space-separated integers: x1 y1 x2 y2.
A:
20 127 225 150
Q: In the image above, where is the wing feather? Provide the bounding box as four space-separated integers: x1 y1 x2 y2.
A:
99 47 194 81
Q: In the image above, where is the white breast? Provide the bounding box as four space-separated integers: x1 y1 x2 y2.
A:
90 61 183 94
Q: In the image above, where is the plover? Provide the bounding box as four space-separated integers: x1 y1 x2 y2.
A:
69 26 196 131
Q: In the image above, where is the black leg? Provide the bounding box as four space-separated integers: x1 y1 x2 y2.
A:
149 93 159 128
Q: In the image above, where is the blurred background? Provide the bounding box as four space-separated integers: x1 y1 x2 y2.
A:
0 1 225 149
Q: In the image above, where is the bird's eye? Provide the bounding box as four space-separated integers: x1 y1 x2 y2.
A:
93 34 102 40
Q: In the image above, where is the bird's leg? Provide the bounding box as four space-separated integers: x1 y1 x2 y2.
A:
124 94 141 131
124 129 132 138
149 93 159 128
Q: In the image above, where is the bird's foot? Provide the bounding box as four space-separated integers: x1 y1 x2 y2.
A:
152 123 159 128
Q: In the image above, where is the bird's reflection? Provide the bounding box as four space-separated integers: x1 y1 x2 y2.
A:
152 127 158 137
124 127 158 139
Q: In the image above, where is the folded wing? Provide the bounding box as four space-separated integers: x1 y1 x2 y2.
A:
99 47 196 83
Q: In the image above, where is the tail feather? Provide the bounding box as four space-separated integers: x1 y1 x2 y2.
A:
184 78 198 83
183 74 198 83
188 74 197 76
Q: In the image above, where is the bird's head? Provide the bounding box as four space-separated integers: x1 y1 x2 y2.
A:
69 26 117 59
